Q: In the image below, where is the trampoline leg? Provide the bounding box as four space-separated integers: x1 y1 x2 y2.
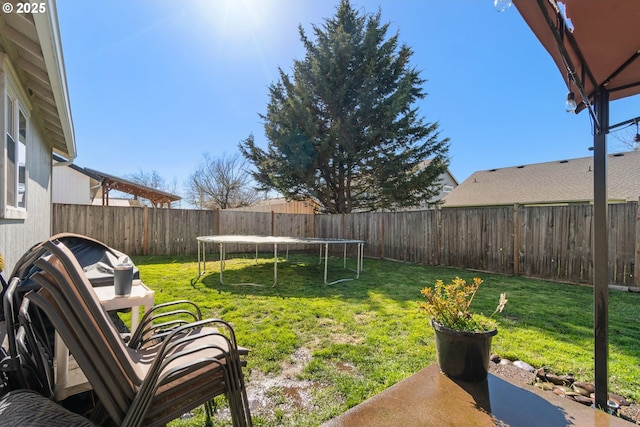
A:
198 240 202 276
273 243 278 287
324 243 329 284
343 243 347 269
219 243 225 285
356 243 363 278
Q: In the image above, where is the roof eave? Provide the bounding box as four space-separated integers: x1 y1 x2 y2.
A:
32 1 75 159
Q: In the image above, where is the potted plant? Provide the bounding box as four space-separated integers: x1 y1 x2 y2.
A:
420 277 507 382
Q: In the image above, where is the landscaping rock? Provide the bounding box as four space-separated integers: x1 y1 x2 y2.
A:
553 386 573 394
572 384 591 397
534 382 554 391
490 353 501 363
609 392 631 407
513 360 535 372
573 395 594 406
490 355 639 423
573 381 595 394
559 374 575 384
545 373 571 386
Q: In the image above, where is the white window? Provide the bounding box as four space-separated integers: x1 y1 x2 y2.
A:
2 71 30 219
443 185 454 193
6 96 27 209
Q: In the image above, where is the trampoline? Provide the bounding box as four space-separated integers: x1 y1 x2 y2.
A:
197 235 365 286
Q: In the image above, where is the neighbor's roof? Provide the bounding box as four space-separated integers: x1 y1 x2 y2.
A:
84 167 182 206
443 151 640 207
53 154 102 181
0 0 76 158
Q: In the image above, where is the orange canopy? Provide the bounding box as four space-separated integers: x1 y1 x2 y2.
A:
513 0 640 118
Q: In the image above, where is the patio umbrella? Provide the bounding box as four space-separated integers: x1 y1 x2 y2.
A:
511 0 640 410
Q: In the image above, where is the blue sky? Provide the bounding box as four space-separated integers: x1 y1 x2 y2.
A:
56 0 638 203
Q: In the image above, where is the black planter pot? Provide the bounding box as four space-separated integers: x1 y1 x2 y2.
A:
431 319 497 382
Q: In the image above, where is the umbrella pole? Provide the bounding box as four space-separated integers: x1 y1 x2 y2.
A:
593 88 609 411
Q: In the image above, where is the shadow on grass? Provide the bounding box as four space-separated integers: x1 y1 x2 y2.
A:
133 252 640 402
196 252 459 303
196 253 640 380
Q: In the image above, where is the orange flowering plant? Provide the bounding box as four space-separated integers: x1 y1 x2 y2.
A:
420 277 507 333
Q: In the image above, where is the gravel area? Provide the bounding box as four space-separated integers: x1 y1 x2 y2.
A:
489 360 537 384
489 361 640 425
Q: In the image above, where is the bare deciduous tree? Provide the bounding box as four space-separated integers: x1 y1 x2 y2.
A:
125 169 179 207
611 121 640 152
185 153 261 209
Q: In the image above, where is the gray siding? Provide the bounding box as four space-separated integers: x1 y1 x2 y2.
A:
53 166 92 205
0 120 52 276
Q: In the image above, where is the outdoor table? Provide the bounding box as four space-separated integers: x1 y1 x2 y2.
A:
54 280 154 400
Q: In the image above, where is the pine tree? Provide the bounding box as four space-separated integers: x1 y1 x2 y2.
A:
240 0 449 213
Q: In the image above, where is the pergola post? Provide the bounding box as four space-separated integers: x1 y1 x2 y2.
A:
592 88 609 410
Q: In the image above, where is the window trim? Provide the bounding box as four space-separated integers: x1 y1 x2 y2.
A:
1 58 31 220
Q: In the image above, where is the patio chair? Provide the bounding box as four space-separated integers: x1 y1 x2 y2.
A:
1 276 54 396
27 274 246 427
26 239 251 427
14 308 54 398
0 389 98 427
45 238 251 425
127 299 203 348
129 301 250 364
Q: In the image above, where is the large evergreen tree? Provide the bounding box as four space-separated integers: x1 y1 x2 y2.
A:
240 0 450 213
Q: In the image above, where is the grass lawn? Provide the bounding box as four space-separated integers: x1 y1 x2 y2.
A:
130 251 640 426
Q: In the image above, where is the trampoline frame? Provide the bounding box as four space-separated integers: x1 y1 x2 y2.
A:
197 235 365 286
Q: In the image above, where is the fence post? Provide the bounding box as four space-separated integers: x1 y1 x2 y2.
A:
143 206 149 255
271 210 275 235
513 203 520 276
380 212 385 259
635 199 640 288
313 213 317 237
434 206 441 265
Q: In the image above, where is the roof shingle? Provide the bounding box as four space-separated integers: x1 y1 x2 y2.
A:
443 151 640 207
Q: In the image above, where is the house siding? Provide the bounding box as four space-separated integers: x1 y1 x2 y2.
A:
0 104 53 276
429 171 458 203
0 5 75 277
53 166 92 205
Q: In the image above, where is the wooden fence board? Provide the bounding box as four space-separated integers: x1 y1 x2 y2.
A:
52 202 639 286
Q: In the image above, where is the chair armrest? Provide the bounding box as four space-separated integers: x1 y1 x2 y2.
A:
129 300 202 347
125 319 244 425
139 300 202 325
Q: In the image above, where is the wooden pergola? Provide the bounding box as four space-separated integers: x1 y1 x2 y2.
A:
512 0 640 410
84 168 181 208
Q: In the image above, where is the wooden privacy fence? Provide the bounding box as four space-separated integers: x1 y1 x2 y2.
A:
53 201 639 286
52 204 316 256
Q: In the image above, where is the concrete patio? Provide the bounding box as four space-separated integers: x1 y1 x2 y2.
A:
322 364 633 427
